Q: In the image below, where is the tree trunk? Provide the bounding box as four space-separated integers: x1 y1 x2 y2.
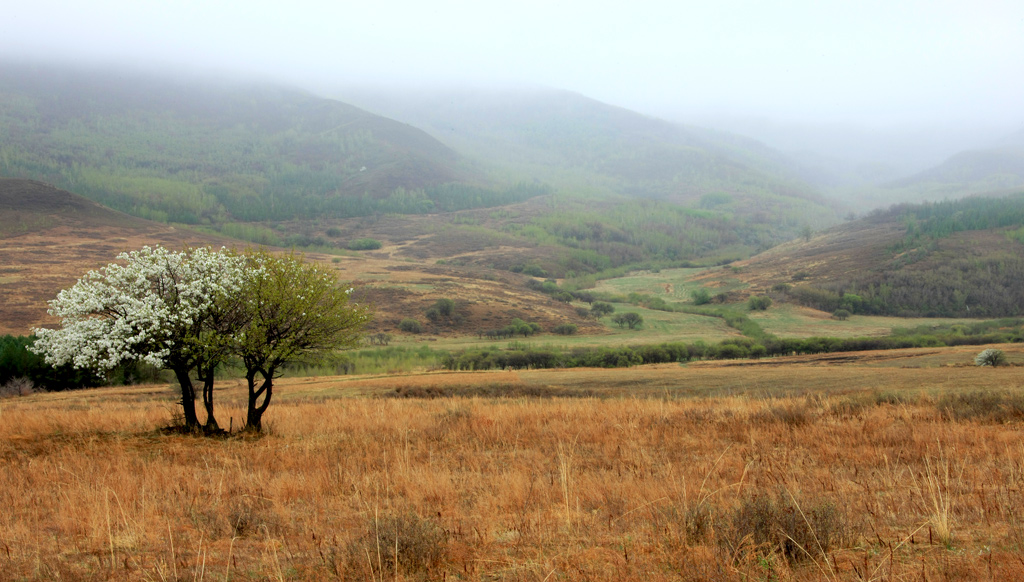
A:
174 367 201 430
245 370 274 433
201 376 220 432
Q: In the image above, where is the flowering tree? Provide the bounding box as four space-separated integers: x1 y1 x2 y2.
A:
32 246 248 431
236 252 370 432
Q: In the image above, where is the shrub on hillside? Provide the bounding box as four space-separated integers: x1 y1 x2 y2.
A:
691 288 712 305
748 295 773 311
398 318 423 334
553 323 578 335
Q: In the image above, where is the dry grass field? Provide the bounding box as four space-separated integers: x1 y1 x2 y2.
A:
3 345 1024 581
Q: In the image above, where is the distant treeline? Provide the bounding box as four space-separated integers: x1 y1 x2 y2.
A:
442 323 1024 371
881 193 1024 251
0 335 160 393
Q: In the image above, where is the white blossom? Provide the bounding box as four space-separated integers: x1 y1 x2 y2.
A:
32 246 248 372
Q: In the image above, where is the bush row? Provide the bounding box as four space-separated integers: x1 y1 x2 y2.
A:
442 331 1022 371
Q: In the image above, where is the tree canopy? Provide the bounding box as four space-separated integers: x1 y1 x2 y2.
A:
31 246 369 433
236 251 371 432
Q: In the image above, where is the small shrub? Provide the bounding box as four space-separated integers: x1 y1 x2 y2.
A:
975 348 1006 367
521 265 548 277
434 298 456 317
325 227 342 237
347 238 383 251
791 271 810 281
719 492 847 565
344 512 448 579
553 323 578 335
832 308 851 320
575 306 591 318
398 319 423 334
591 302 615 317
0 376 34 398
691 288 712 305
748 295 773 311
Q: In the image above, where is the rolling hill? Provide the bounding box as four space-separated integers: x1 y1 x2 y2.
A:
725 192 1024 318
0 62 516 224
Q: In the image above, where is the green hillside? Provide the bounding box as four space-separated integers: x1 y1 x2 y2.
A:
335 88 841 230
0 63 544 224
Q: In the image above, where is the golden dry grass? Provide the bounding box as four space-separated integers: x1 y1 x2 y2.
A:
3 347 1024 580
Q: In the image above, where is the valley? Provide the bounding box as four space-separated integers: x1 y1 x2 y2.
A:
2 63 1024 582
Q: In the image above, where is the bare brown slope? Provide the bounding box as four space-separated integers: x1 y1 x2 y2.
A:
0 180 596 337
724 220 904 293
0 179 236 335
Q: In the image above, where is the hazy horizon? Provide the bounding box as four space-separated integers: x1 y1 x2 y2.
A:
2 0 1021 132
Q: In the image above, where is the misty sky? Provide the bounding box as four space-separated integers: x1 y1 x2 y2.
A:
2 0 1022 129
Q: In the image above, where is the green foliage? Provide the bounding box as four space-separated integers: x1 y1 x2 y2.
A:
434 298 456 317
889 193 1024 253
832 309 851 320
0 66 551 225
553 323 578 335
591 302 615 317
611 312 644 329
509 319 542 337
425 298 457 324
0 334 122 392
399 318 423 334
347 238 383 250
236 252 370 431
748 295 773 311
691 288 712 305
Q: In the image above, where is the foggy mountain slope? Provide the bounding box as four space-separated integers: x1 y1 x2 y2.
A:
335 88 837 216
884 146 1024 194
0 63 486 224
